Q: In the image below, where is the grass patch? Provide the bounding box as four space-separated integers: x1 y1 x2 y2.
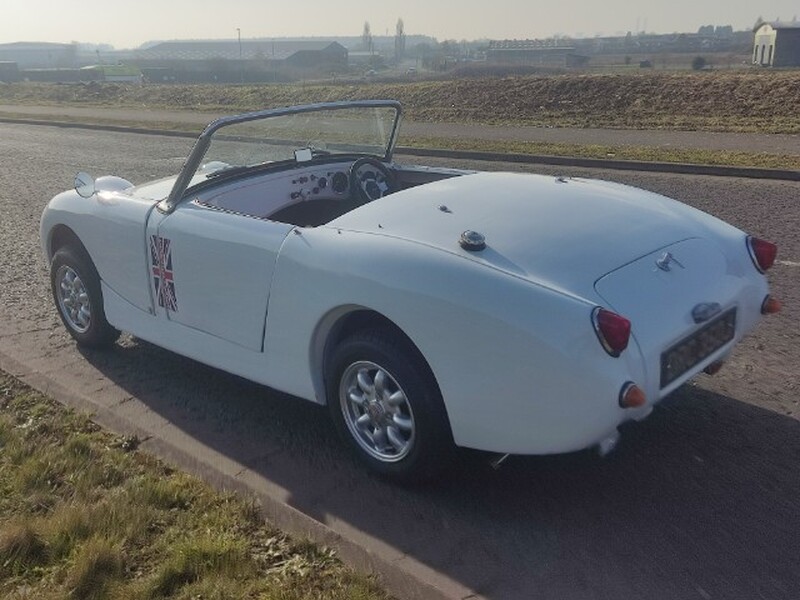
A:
398 136 800 171
146 536 251 597
0 110 794 170
4 72 796 170
0 522 48 576
0 372 390 599
66 537 124 600
1 71 800 133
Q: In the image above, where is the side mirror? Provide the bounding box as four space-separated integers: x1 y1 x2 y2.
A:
74 172 95 198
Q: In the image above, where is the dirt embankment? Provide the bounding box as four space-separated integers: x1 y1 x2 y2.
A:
1 71 799 133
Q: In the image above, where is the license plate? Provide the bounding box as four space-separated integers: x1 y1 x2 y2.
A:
660 308 737 388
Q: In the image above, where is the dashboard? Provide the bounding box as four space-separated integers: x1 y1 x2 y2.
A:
288 168 350 202
193 161 355 220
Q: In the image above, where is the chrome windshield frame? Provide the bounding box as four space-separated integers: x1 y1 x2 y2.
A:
160 99 403 214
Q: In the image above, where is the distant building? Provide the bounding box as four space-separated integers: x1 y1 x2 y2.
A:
0 61 19 82
487 40 585 67
348 51 377 67
129 39 347 83
753 21 800 67
82 64 142 82
0 42 78 68
135 40 347 69
698 25 734 37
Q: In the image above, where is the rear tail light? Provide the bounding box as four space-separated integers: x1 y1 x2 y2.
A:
747 236 777 273
592 307 631 357
619 382 646 408
761 295 782 315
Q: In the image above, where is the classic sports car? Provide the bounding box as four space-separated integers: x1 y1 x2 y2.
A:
41 100 780 481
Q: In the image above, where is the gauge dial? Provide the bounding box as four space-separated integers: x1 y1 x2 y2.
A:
331 172 348 194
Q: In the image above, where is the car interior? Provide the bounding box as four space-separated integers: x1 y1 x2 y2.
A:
192 156 467 227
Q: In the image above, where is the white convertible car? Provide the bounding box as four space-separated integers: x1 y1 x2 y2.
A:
41 100 780 481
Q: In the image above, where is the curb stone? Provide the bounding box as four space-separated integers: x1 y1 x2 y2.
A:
0 342 475 600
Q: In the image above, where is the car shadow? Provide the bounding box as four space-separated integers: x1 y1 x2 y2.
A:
78 338 800 600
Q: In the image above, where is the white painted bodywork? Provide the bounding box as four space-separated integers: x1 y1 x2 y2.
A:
40 102 771 456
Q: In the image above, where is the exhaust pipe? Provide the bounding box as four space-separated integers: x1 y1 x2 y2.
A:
597 431 621 457
489 453 510 470
489 431 620 470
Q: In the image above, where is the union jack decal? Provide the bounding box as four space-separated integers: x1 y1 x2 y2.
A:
150 235 178 312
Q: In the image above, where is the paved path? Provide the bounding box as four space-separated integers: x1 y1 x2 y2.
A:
1 103 798 155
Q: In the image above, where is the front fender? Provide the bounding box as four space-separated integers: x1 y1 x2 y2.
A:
40 188 157 313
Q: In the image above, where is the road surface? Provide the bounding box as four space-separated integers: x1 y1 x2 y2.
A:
1 103 799 155
1 122 798 600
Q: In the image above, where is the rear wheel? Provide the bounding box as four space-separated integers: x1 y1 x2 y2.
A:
327 329 454 483
51 246 119 348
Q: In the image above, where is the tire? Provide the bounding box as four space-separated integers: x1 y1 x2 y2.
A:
50 246 119 348
327 329 455 483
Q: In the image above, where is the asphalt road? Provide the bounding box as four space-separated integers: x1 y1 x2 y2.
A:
1 122 799 600
2 103 800 155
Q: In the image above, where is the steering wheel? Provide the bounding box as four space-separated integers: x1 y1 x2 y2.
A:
349 157 397 203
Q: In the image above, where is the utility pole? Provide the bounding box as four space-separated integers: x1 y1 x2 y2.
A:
237 28 243 83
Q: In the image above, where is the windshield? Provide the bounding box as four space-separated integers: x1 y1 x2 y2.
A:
192 104 399 180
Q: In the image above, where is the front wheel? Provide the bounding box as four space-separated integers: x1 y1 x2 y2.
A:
327 330 454 483
51 246 119 348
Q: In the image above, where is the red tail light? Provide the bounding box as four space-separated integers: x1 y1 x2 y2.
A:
592 307 631 357
747 236 777 273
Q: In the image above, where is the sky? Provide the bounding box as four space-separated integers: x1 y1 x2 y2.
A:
1 0 797 48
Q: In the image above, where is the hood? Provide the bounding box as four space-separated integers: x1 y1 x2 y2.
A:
128 175 181 201
330 172 715 298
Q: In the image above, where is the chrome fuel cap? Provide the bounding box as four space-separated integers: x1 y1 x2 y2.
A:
459 230 486 251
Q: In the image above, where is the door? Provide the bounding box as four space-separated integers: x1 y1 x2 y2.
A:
146 201 293 351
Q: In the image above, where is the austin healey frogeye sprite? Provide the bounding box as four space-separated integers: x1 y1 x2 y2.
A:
41 100 780 481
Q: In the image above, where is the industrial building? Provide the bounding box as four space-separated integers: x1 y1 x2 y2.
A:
0 61 19 82
486 40 585 68
136 40 347 69
0 42 78 68
753 21 800 67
